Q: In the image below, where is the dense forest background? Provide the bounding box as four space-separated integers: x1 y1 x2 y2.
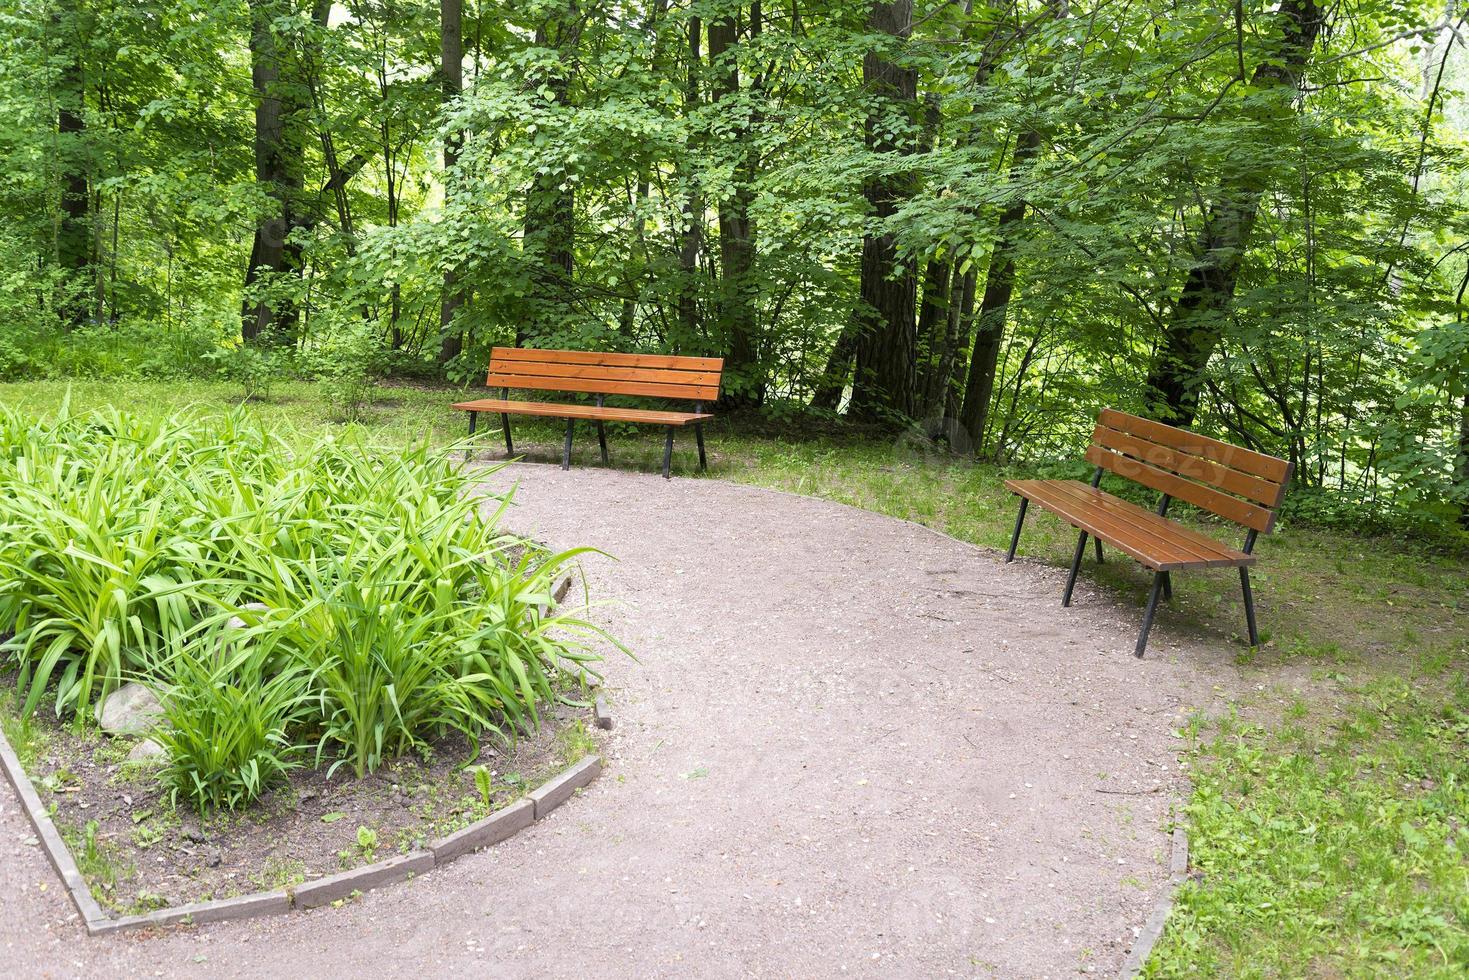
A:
3 0 1469 531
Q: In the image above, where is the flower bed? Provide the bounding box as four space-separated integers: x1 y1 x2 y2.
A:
0 404 616 912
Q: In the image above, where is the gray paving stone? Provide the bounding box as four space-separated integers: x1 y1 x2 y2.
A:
293 850 434 910
530 755 601 820
429 799 534 864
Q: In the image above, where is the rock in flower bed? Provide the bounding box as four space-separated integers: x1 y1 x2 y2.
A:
0 406 620 908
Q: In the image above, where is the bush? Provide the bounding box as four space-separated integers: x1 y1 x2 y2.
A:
298 321 386 421
202 341 285 401
148 625 312 814
0 404 614 805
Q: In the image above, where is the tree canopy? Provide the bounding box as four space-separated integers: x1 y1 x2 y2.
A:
3 0 1468 528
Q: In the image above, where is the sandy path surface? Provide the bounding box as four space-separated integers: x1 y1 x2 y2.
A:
1 463 1240 979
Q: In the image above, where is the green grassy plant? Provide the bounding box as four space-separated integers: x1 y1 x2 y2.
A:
1148 676 1469 976
148 627 312 814
0 401 615 805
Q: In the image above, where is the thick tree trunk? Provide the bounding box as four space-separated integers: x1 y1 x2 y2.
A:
436 0 466 364
848 0 918 424
241 0 305 345
958 127 1040 451
707 6 761 407
1143 0 1323 425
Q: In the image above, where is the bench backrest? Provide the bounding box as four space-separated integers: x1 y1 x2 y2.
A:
1086 409 1292 534
486 347 723 403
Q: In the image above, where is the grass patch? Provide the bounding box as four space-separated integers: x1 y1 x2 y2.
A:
1149 674 1469 977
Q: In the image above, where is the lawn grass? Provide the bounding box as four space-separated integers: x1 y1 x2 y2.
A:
1 377 1465 972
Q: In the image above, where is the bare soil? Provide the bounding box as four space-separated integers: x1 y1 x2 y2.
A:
7 688 596 915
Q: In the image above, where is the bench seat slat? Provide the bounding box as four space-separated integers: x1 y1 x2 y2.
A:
452 398 712 427
1005 479 1254 571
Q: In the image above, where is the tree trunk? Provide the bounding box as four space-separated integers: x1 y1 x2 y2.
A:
848 0 918 424
942 267 977 421
1143 0 1323 425
1457 385 1469 529
707 6 761 407
675 15 703 339
241 0 306 345
54 0 89 326
915 257 951 416
437 0 466 364
958 126 1040 451
520 8 580 347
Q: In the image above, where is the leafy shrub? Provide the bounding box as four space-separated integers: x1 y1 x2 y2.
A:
298 321 386 421
149 626 312 814
201 339 285 401
0 404 615 807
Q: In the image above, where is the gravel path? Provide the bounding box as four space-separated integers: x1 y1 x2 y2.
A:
1 463 1239 978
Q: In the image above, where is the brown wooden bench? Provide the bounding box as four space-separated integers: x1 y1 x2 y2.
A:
452 347 724 479
1004 408 1292 657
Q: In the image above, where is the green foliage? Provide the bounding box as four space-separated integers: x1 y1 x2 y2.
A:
297 322 387 422
1149 677 1469 976
3 0 1469 527
0 402 615 807
201 342 285 402
149 628 311 815
470 764 493 808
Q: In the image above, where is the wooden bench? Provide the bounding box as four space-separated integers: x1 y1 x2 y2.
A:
452 347 724 479
1004 408 1292 657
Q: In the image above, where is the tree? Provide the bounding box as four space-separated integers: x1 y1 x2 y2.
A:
848 0 918 423
437 0 466 364
707 3 762 406
1143 0 1324 425
241 0 308 344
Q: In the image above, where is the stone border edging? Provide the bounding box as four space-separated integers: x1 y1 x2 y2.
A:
1117 819 1190 978
0 717 606 937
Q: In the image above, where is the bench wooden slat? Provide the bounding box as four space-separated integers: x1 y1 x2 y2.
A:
452 398 712 426
489 361 724 387
485 347 723 401
490 347 724 371
1007 479 1254 570
484 373 721 401
1099 409 1290 485
1037 480 1252 565
1092 422 1283 506
1085 445 1277 533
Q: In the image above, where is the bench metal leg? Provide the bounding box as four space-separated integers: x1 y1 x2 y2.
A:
501 413 514 455
562 419 574 470
466 411 477 461
695 423 707 471
1162 571 1172 602
1093 537 1104 563
1240 567 1259 646
596 421 609 465
1135 571 1166 658
1062 530 1088 607
1006 497 1028 563
661 426 674 479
